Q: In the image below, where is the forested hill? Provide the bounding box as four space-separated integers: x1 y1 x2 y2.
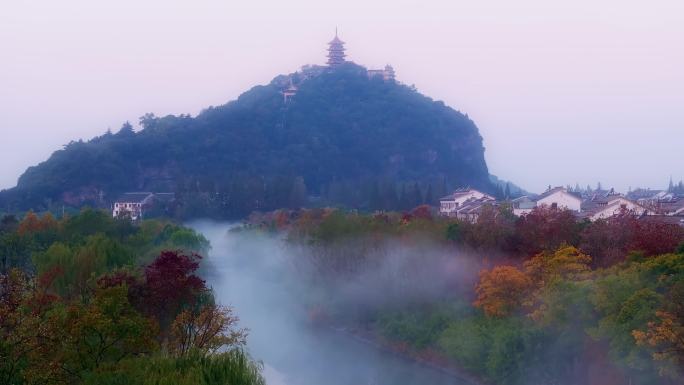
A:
1 62 492 218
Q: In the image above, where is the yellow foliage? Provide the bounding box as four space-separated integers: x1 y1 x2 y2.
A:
633 311 684 376
524 245 592 286
474 265 533 318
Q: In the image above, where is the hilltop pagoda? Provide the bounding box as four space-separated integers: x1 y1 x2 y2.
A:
327 31 346 67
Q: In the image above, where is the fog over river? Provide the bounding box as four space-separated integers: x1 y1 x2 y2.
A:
190 221 475 385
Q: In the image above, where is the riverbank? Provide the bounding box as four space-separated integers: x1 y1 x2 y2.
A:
328 324 483 385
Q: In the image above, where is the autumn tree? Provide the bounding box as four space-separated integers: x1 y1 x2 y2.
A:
633 281 684 378
474 265 532 317
1 268 63 385
17 211 42 236
140 250 206 332
461 205 516 252
523 245 592 286
55 286 157 380
579 216 633 266
522 246 593 325
169 304 246 357
515 207 581 256
628 220 684 257
0 269 30 385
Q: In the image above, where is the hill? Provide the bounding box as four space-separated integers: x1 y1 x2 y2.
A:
1 62 493 218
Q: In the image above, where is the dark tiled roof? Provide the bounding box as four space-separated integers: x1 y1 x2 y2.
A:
456 197 497 214
116 192 153 203
536 187 582 201
439 188 489 201
511 196 535 209
153 193 176 203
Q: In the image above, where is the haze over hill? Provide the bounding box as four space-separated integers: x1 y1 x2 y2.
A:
0 61 492 217
2 1 683 193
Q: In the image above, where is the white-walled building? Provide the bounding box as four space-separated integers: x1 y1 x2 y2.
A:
588 196 650 221
112 192 154 220
367 65 396 82
112 192 175 221
535 187 582 212
511 196 536 216
439 188 495 217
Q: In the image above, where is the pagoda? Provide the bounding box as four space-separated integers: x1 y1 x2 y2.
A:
327 30 346 67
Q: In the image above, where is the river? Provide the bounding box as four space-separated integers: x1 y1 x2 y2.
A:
191 221 476 385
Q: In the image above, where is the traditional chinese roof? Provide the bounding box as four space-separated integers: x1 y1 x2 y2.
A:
153 193 176 203
455 197 496 214
329 35 345 45
536 187 582 201
511 196 536 209
116 192 154 204
439 188 493 202
327 31 346 66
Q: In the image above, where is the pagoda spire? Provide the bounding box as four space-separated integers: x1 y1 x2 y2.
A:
327 29 346 67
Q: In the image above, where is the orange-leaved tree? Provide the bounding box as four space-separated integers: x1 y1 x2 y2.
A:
474 265 532 317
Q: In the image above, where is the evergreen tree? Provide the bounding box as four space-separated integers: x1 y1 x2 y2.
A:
497 185 505 200
117 121 134 136
368 182 381 210
410 182 422 208
424 184 434 206
437 177 448 201
382 182 399 210
398 184 410 210
504 183 511 199
288 176 307 209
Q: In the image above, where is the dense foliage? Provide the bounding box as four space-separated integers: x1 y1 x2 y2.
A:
0 63 491 218
0 210 264 385
256 206 684 385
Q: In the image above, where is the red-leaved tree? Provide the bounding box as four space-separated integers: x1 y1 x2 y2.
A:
515 207 581 256
140 251 207 332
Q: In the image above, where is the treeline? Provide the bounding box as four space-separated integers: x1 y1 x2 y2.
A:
0 209 264 385
253 206 684 385
174 175 454 219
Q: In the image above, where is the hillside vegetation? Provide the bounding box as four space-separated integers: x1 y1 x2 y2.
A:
1 63 491 218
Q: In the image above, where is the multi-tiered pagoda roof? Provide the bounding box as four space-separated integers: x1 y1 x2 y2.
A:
327 32 346 67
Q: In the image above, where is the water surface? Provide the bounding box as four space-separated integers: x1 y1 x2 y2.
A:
192 222 474 385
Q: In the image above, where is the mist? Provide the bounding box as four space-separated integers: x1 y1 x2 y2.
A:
2 0 684 192
189 221 480 385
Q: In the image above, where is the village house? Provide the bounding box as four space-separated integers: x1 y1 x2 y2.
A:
453 197 498 222
511 196 536 216
535 186 582 212
112 193 153 220
626 189 684 215
585 196 650 221
439 188 496 221
112 192 175 220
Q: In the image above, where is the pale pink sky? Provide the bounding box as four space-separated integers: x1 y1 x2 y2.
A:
1 0 682 193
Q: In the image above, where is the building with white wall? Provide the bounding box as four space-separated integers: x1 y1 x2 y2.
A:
587 196 650 221
112 192 154 220
535 187 582 212
439 188 495 217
